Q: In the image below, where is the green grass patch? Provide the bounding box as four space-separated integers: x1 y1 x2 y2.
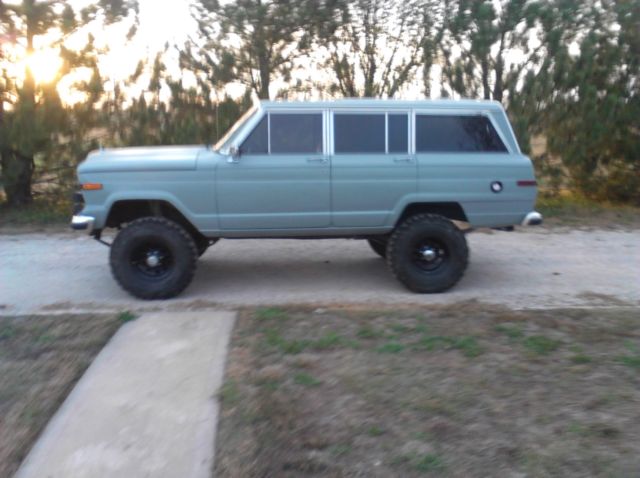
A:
523 335 562 355
219 380 241 405
357 325 385 339
452 336 483 357
255 307 290 321
0 325 18 340
494 324 524 339
312 332 345 350
414 453 446 473
395 453 446 473
328 444 352 457
377 342 405 354
117 311 137 323
617 342 640 369
293 372 322 387
264 329 310 354
571 354 594 364
616 355 640 369
414 334 483 357
366 425 385 437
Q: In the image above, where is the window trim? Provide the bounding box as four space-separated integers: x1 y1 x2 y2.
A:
331 110 411 155
412 109 512 154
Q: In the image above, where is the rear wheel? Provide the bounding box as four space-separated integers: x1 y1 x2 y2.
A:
367 238 388 258
387 214 468 293
110 217 198 299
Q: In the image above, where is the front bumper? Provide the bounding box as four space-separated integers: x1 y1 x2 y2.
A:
521 211 543 226
71 215 95 232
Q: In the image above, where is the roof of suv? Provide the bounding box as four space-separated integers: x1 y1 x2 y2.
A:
259 98 505 111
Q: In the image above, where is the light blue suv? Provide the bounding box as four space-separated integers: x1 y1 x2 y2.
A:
72 99 542 299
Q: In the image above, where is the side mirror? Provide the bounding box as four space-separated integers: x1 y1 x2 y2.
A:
228 146 240 163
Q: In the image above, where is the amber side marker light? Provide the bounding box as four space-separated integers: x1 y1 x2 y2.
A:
82 183 103 191
517 180 537 187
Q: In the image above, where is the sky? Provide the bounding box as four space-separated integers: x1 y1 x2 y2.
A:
1 0 198 103
2 0 549 104
74 0 198 101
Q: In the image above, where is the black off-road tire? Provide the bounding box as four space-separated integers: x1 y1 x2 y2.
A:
368 237 388 258
110 217 198 300
387 214 469 293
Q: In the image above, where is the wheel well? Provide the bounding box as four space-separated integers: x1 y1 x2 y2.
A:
398 203 468 225
106 200 205 241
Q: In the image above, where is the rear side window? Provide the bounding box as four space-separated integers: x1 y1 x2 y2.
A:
334 114 385 153
270 113 323 154
240 115 268 154
416 115 507 153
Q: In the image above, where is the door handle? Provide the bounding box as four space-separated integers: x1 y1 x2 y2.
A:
307 157 328 164
393 158 414 163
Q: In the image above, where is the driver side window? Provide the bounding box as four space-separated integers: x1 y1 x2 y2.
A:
240 116 268 155
240 112 324 155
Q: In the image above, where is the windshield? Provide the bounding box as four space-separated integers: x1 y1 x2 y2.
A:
214 105 258 151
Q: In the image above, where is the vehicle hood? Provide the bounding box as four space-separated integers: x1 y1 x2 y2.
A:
78 146 207 173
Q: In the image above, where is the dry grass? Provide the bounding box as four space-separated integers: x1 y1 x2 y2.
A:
215 303 640 477
0 313 122 477
536 194 640 229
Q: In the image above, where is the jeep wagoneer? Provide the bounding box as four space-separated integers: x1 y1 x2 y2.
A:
72 99 541 299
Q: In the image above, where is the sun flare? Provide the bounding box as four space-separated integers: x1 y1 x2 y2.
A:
21 49 63 85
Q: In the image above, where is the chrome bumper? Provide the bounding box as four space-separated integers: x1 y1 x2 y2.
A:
71 215 95 232
521 211 543 226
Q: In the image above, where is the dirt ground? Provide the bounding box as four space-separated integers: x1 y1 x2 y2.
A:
215 304 640 478
0 313 122 477
1 228 639 314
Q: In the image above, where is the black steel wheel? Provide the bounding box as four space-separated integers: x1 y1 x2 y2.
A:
367 237 388 258
387 213 468 293
110 217 198 299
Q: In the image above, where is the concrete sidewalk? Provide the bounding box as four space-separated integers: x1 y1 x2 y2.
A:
15 311 236 478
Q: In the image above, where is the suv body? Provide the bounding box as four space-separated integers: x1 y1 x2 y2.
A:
72 99 541 299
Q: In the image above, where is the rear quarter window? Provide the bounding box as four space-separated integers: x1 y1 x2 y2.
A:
416 115 508 153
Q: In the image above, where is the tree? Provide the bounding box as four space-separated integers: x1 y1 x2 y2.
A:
191 0 342 99
435 0 544 102
0 0 138 206
533 0 640 203
317 0 435 98
109 52 249 147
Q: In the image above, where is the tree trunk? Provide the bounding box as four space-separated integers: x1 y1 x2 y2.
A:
481 57 491 100
1 150 34 206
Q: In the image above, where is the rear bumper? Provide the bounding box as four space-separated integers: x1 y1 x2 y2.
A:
521 211 543 226
70 215 95 232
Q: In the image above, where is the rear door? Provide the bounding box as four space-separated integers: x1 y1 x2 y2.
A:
216 110 330 229
331 111 416 227
414 112 531 226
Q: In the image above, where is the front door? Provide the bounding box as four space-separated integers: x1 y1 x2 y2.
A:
216 111 330 230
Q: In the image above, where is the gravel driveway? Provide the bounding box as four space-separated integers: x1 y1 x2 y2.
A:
1 228 638 314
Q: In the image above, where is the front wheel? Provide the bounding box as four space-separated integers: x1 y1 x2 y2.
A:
110 217 198 299
387 214 468 293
